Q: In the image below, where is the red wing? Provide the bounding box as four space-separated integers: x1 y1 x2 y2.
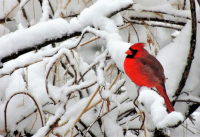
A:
139 56 165 83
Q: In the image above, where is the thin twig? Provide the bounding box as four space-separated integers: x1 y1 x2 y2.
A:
64 55 77 84
120 115 140 126
183 0 187 10
176 99 200 104
77 63 98 84
74 97 129 137
45 95 72 137
4 92 44 132
181 124 195 134
128 20 183 30
63 86 101 136
20 0 31 9
0 60 42 78
123 17 140 42
83 102 104 137
117 108 136 121
16 102 51 125
62 14 79 18
79 120 96 137
85 72 120 112
48 0 54 15
45 55 65 104
29 112 38 132
4 3 19 20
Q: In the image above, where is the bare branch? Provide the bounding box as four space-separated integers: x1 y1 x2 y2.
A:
0 18 11 24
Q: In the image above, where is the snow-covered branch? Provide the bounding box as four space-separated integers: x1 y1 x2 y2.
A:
174 0 197 98
1 0 200 136
0 0 133 65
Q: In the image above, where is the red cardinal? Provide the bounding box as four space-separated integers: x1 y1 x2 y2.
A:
124 43 174 113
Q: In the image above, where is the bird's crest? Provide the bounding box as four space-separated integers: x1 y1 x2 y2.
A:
130 43 145 50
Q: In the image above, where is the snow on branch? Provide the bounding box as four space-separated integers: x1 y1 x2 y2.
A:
131 3 191 20
2 0 200 136
174 0 197 98
130 16 186 26
128 20 183 30
0 0 133 65
136 88 183 130
176 95 200 104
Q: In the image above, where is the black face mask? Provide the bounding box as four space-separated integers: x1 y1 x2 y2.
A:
126 48 138 58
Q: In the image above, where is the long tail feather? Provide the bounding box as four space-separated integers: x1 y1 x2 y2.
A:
156 86 175 113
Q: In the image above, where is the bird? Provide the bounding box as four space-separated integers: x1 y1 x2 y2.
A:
124 43 175 113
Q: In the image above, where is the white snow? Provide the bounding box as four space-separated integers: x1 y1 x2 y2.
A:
0 24 10 37
0 0 133 63
0 0 18 19
157 111 184 129
1 0 200 136
33 104 65 137
132 3 191 19
0 18 70 60
19 0 29 9
157 21 191 98
40 0 50 21
96 50 107 86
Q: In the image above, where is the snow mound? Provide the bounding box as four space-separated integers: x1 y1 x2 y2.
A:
157 111 184 129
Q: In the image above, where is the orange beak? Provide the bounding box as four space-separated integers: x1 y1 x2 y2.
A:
125 49 132 55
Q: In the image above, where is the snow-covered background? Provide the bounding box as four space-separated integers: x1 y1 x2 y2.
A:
0 0 200 136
